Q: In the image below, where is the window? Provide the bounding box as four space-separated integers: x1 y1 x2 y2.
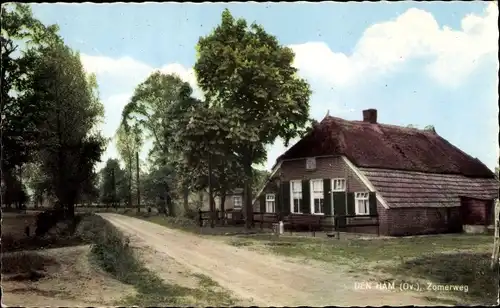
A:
290 180 302 213
332 178 346 192
306 157 316 170
310 179 324 214
215 197 221 210
355 192 369 215
265 194 275 213
233 196 242 209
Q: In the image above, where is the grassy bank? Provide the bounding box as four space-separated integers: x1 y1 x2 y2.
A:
86 214 237 306
227 233 496 305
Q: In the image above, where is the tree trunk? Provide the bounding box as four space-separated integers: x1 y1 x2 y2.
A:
208 153 215 227
243 156 253 230
183 185 189 214
167 194 175 216
136 152 140 213
128 155 133 208
220 191 226 225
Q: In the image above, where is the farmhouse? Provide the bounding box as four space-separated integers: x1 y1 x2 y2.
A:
200 188 244 212
253 109 499 236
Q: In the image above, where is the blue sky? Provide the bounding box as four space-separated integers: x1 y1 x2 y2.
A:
30 2 499 171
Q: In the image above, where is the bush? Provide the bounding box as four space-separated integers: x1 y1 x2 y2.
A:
89 216 139 282
35 208 67 237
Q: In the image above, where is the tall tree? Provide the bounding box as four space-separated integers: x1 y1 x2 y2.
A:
194 9 312 228
1 3 63 184
115 124 142 208
176 100 246 215
121 72 197 215
31 43 105 217
99 158 126 207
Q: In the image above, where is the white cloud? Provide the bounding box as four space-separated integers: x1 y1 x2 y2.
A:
290 3 498 88
80 54 203 99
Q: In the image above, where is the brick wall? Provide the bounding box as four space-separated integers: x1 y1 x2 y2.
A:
279 156 367 192
380 206 462 236
460 197 493 225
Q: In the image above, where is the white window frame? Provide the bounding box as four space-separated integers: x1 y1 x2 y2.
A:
310 179 324 215
265 194 276 213
290 180 302 214
233 196 242 209
355 192 370 215
332 178 346 192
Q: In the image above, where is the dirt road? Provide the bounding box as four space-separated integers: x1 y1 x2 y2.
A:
101 213 432 307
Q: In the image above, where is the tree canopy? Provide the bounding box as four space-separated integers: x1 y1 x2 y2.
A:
194 9 312 227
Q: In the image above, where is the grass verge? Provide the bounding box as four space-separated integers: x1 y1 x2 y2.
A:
87 214 236 306
227 233 496 305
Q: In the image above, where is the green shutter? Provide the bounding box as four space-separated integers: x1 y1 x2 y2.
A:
333 192 346 215
369 192 377 216
333 192 346 228
281 181 291 216
259 194 266 213
346 192 355 215
323 179 332 216
275 187 281 214
301 180 310 214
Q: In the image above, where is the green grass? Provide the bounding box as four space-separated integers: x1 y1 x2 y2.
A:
228 233 496 305
85 214 236 306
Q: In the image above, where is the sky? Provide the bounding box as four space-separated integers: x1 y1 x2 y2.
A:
30 2 499 172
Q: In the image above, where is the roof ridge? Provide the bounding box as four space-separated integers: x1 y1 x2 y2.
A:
325 115 437 135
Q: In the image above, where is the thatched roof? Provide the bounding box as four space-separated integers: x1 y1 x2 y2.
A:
361 168 498 208
280 115 494 178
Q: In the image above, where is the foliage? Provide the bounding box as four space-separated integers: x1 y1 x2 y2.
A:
115 124 143 206
31 42 105 216
0 168 28 207
175 100 247 207
121 72 198 215
194 9 312 225
98 158 127 206
252 168 271 196
1 3 63 172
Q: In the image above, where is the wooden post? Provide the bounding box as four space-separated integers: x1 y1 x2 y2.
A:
491 200 500 269
491 199 499 269
199 209 203 227
261 212 264 230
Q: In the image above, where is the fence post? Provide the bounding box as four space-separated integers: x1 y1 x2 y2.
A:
198 209 203 227
260 212 264 230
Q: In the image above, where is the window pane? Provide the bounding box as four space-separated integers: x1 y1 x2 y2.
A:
292 181 302 192
314 198 324 213
293 199 300 213
313 180 322 191
266 201 275 213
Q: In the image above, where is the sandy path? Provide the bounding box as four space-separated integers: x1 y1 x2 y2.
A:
101 213 431 307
